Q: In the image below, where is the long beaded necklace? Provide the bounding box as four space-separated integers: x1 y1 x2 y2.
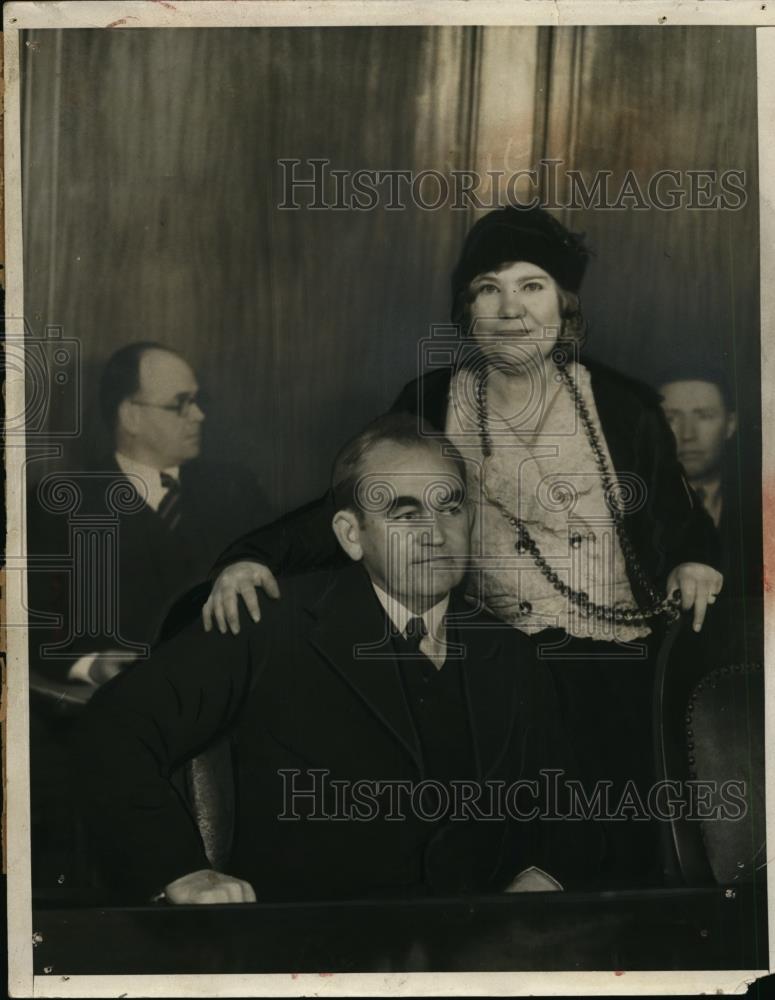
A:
475 360 681 626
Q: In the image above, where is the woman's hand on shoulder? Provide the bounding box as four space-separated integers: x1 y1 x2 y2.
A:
666 563 724 633
202 561 281 635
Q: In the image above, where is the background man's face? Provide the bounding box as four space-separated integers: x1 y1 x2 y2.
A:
352 440 471 612
659 379 736 480
132 349 205 468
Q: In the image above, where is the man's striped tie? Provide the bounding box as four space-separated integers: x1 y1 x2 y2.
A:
158 472 182 531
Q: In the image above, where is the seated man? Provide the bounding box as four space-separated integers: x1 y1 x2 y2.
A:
27 340 266 890
657 365 762 666
75 414 596 904
28 340 266 688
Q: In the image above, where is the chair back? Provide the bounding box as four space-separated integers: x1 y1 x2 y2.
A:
688 662 765 883
654 614 765 884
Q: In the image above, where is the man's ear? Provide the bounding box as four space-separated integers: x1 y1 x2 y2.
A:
117 398 139 437
332 510 364 562
725 410 738 441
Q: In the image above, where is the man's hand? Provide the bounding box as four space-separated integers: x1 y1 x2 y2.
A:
666 562 724 633
202 561 281 635
504 867 563 893
163 869 256 904
88 650 138 686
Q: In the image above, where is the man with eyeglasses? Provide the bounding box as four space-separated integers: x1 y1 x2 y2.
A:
28 341 265 691
27 344 265 893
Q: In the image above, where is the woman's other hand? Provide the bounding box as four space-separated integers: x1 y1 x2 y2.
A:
666 563 724 633
202 561 281 635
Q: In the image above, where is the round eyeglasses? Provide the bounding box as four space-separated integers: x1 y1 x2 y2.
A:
129 390 209 418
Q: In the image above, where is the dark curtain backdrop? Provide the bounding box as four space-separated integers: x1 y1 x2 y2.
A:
541 26 761 525
21 26 759 520
541 27 759 428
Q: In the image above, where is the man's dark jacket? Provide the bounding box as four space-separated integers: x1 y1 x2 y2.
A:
697 457 764 669
215 360 718 600
27 457 266 678
75 564 598 902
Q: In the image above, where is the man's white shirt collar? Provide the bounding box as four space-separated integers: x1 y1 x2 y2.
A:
371 582 449 643
115 452 180 513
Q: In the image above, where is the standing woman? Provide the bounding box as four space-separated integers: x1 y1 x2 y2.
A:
204 206 721 886
429 207 721 884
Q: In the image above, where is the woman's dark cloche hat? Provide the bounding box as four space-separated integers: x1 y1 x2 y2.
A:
450 205 591 321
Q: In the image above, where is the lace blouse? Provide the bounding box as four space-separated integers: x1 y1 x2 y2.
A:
445 361 650 642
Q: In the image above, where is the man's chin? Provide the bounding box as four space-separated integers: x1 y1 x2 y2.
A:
682 460 712 479
401 571 464 605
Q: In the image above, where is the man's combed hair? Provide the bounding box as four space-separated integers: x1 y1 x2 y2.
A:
99 341 178 431
331 412 466 519
655 363 735 412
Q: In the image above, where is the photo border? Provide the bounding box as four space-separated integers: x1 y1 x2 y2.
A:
4 2 774 995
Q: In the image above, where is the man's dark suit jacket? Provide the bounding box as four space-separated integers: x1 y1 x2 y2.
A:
697 458 764 670
75 564 598 902
214 358 718 603
27 457 266 678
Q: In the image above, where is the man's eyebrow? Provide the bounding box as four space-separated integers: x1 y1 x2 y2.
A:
387 495 423 513
386 488 466 513
662 405 719 416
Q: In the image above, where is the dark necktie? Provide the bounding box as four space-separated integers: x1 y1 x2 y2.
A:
157 472 182 531
404 616 429 658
